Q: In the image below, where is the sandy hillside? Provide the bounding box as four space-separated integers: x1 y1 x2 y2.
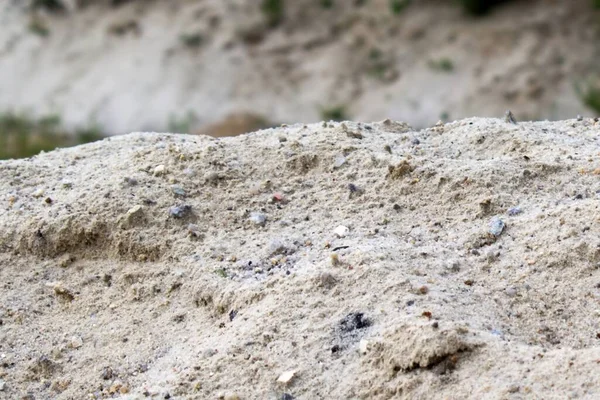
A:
1 0 599 134
1 118 600 399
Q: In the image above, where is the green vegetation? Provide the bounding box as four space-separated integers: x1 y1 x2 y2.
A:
428 58 454 72
31 0 66 12
0 113 105 160
577 81 600 115
594 0 600 9
366 47 397 82
320 0 334 9
179 32 204 48
320 105 349 121
389 0 411 15
28 18 50 37
457 0 513 16
168 111 198 133
261 0 284 27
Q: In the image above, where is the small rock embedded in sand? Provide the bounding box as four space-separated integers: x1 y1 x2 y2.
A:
223 393 240 400
154 165 166 176
445 260 460 272
32 188 45 198
333 155 346 169
169 205 192 218
122 205 145 228
277 370 296 384
69 336 83 349
508 207 522 216
333 225 349 238
489 217 505 237
188 224 202 237
46 282 74 302
387 160 414 179
504 110 517 124
0 379 5 391
171 185 186 197
359 339 369 354
249 212 267 226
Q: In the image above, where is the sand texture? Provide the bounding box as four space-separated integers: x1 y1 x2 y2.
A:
1 118 600 399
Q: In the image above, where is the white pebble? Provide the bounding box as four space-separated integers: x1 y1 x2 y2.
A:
277 370 296 384
154 165 166 176
333 225 349 238
359 339 369 355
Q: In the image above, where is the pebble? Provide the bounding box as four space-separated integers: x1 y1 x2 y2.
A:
183 168 196 177
69 335 83 349
505 287 517 297
223 394 240 400
488 217 505 237
0 379 5 391
333 225 349 238
188 224 202 237
171 185 186 197
249 212 267 226
32 188 45 198
359 339 369 354
445 260 460 272
333 155 346 169
507 207 521 216
154 165 166 176
169 205 192 218
125 205 144 224
123 177 138 186
277 370 296 384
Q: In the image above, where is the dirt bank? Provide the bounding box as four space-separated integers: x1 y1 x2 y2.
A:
1 118 599 399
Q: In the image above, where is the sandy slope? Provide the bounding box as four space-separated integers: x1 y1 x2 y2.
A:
1 118 600 399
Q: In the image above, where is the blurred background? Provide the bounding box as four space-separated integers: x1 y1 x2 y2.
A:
1 0 600 159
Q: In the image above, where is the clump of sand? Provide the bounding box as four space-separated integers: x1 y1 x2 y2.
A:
1 118 599 399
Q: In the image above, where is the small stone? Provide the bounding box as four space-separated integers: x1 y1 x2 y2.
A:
333 225 349 238
489 217 505 237
154 165 166 176
249 212 267 226
445 260 460 272
359 339 369 355
504 110 517 124
188 224 202 237
507 207 522 216
224 393 240 400
169 205 192 218
123 177 138 186
333 155 346 169
183 168 196 177
122 205 145 228
0 379 5 391
101 366 113 380
32 188 45 198
277 370 296 384
505 287 517 297
171 185 186 197
411 138 420 145
69 335 83 349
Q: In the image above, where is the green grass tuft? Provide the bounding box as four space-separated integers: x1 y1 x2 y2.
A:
320 105 349 122
261 0 284 27
389 0 411 15
0 112 105 160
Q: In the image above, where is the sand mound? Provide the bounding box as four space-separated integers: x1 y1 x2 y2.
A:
1 118 599 399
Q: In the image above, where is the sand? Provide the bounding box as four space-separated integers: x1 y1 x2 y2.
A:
1 118 600 399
